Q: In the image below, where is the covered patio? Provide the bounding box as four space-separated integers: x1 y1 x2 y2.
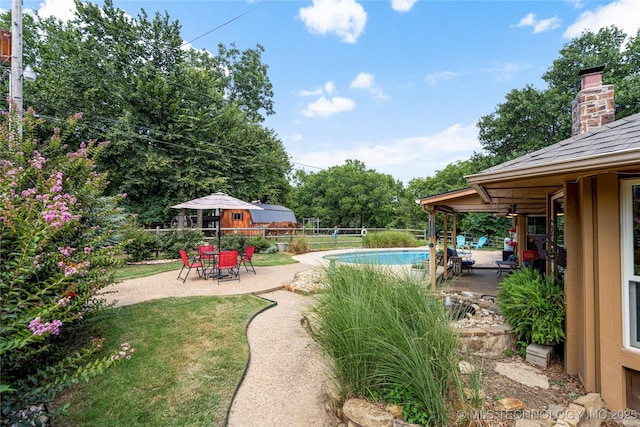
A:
416 67 640 411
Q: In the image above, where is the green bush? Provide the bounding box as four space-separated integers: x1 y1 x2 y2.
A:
363 230 416 248
218 233 250 252
309 265 463 426
157 229 205 258
121 226 159 262
249 235 272 253
497 267 566 345
288 236 311 254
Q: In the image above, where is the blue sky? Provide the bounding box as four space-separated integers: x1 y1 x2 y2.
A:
10 0 640 183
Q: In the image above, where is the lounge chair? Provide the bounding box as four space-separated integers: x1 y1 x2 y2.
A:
472 236 488 250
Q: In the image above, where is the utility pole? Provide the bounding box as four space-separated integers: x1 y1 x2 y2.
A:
10 0 24 118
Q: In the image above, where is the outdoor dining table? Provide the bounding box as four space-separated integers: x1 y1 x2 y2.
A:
200 250 220 279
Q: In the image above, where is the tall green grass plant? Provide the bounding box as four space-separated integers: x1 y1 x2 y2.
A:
363 230 417 248
309 265 463 426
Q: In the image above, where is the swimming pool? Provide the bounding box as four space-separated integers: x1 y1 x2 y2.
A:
324 249 430 265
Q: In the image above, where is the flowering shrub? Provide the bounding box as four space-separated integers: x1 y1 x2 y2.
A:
0 111 133 423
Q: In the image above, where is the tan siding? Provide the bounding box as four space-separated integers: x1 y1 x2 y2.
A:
564 182 581 375
596 173 624 409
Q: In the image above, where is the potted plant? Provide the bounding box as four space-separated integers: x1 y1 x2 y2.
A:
410 259 429 280
276 240 289 253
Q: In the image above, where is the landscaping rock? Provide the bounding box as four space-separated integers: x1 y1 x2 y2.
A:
494 362 550 389
342 398 394 427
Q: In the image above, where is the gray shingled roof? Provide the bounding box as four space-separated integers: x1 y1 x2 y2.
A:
248 203 297 224
482 112 640 173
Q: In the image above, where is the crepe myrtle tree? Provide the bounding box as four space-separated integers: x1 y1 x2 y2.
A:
0 111 134 423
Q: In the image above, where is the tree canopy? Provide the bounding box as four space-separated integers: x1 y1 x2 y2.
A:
292 160 403 229
2 0 290 225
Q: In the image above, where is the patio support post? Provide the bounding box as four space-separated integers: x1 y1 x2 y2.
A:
428 208 437 290
443 213 449 280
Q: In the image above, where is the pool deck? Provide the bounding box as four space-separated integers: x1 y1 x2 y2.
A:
293 248 505 296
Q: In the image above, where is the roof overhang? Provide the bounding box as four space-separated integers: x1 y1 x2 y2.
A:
417 187 549 216
417 147 640 216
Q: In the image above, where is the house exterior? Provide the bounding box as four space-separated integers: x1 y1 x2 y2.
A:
417 67 640 410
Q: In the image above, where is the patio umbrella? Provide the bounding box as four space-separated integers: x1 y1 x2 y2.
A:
171 191 263 248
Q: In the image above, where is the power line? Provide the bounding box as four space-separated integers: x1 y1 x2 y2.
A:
30 110 323 172
9 1 327 173
181 5 262 48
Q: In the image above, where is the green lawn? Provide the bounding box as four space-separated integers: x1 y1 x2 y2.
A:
53 295 272 426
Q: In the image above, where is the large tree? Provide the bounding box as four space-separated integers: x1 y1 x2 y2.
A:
2 0 289 225
292 160 403 229
478 26 640 161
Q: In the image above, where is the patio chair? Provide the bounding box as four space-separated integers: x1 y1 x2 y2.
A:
198 244 216 261
216 250 240 282
447 247 475 275
496 254 519 277
472 236 488 250
239 245 256 274
177 249 203 283
456 235 467 249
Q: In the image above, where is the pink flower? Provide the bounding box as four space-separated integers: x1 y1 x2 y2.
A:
28 317 63 336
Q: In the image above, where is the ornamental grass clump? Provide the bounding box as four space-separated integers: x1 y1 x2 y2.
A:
363 230 416 248
497 267 566 345
309 264 463 426
1 112 134 423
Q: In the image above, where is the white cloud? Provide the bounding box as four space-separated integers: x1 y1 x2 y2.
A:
391 0 418 13
299 0 367 44
567 0 584 9
350 72 388 100
324 81 336 94
487 62 525 82
36 0 77 21
514 12 560 34
516 12 536 27
534 16 560 34
299 81 335 96
289 122 481 183
425 71 459 86
350 72 374 89
302 96 356 118
564 0 640 39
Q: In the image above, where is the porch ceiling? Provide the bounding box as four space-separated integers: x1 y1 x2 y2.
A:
417 181 560 216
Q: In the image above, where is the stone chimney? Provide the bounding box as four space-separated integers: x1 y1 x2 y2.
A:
571 66 615 136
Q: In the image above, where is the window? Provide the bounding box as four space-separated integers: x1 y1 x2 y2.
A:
622 179 640 350
232 212 243 221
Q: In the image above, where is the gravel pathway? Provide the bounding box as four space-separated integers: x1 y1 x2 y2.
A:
101 260 338 426
227 290 337 427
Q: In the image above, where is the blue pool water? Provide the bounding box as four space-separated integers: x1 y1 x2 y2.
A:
324 250 430 265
